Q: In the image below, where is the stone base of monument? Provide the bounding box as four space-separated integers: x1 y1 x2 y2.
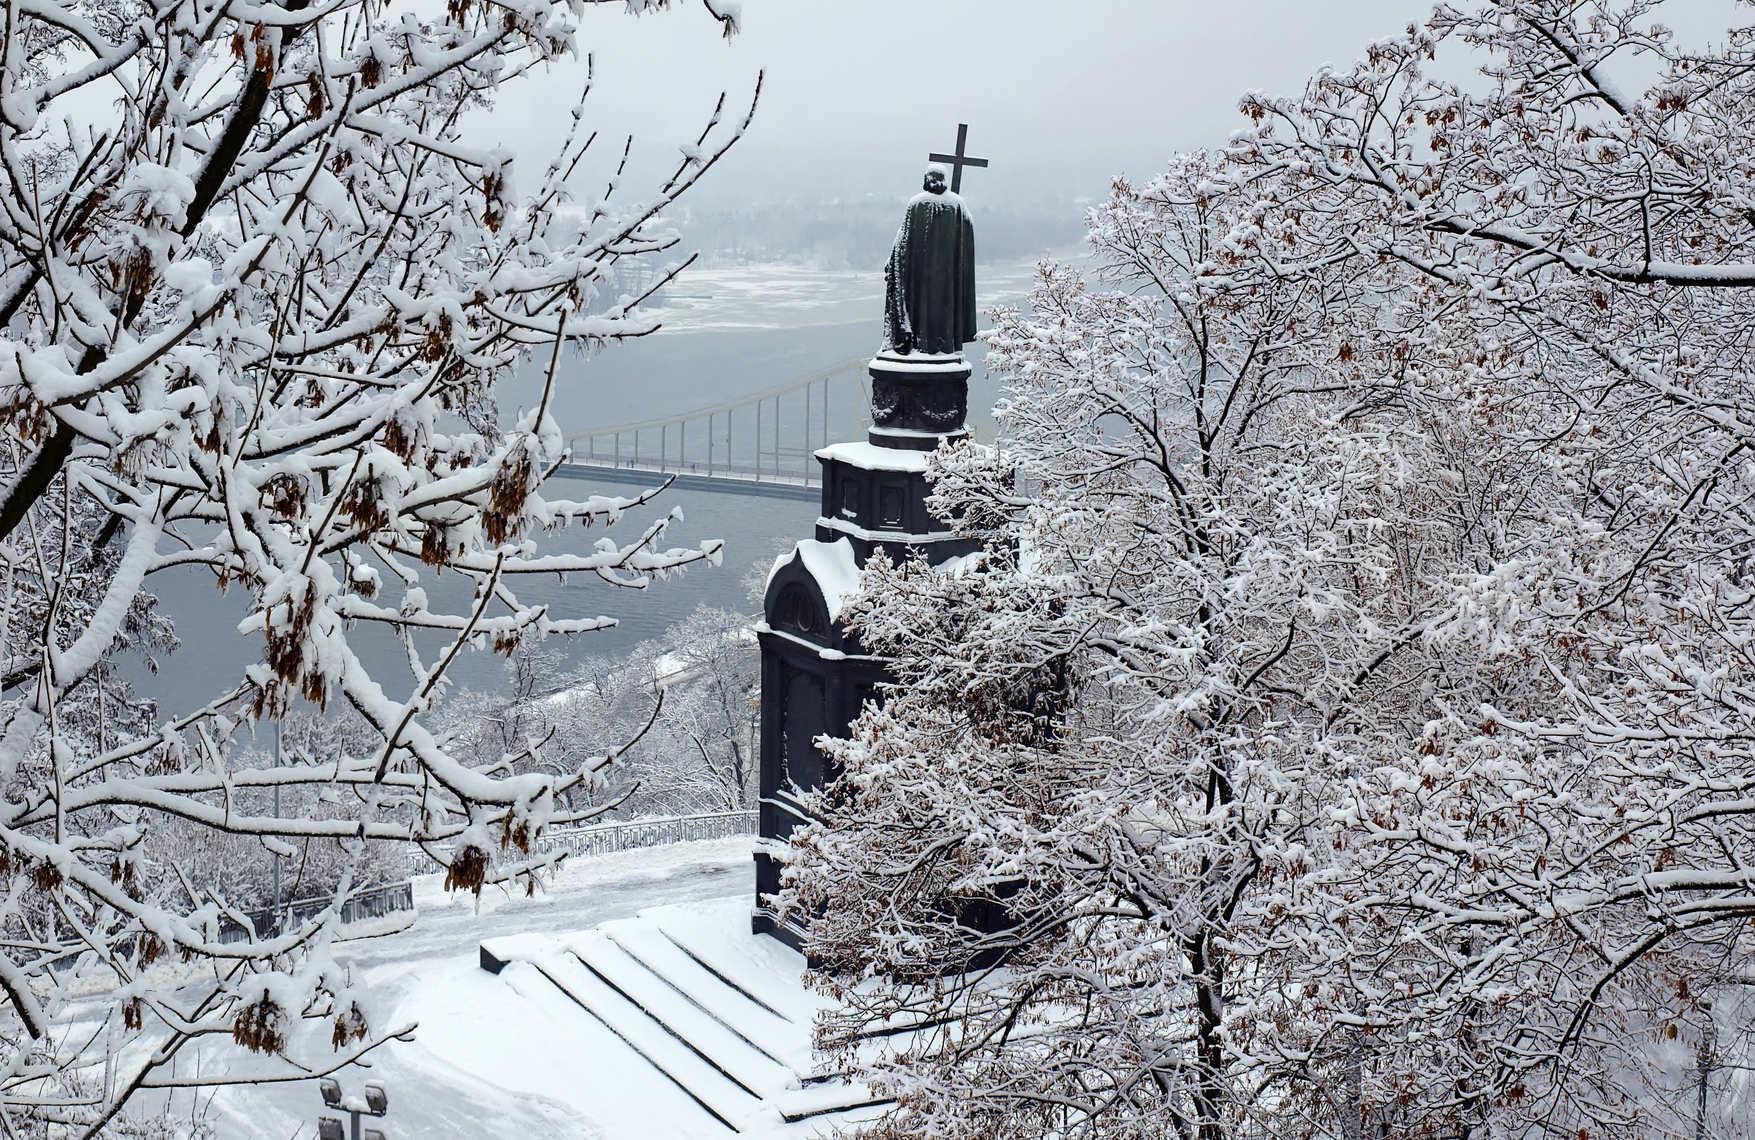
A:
754 539 887 955
757 343 1020 947
811 441 978 567
866 350 971 450
754 352 984 946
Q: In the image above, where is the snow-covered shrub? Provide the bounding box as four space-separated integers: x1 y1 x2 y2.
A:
434 604 759 819
144 705 414 914
623 604 760 812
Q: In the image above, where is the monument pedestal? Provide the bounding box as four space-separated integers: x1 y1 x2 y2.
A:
752 353 978 948
866 351 970 449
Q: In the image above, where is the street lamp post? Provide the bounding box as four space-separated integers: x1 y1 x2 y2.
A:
272 720 281 934
318 1077 388 1140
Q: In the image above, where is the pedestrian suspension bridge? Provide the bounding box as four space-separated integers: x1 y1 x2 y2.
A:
552 357 873 500
553 357 992 501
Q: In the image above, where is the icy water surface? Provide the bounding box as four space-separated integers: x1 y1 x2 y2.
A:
124 477 818 716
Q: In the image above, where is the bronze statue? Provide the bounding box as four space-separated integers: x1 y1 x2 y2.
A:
882 164 976 356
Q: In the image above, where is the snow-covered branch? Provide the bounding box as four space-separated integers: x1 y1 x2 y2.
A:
0 0 751 1130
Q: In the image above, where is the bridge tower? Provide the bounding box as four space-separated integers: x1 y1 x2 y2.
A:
752 351 979 948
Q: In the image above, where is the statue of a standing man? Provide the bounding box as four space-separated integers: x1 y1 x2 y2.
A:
882 164 976 356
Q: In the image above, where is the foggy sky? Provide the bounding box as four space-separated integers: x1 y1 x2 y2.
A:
472 0 1440 208
468 0 1749 210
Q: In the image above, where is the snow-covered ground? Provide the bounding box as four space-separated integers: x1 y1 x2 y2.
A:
165 838 807 1140
471 898 884 1139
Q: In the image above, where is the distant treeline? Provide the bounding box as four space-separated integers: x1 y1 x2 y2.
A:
670 197 1089 269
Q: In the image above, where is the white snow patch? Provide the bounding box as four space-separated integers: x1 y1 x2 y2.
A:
868 350 968 374
149 839 765 1140
766 539 863 622
814 441 929 473
939 551 985 577
815 516 961 546
796 539 863 621
162 258 215 293
411 836 757 915
121 163 197 224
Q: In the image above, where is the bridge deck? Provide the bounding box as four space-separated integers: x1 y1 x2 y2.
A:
552 461 821 502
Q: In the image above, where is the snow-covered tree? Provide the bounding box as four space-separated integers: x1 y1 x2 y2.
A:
785 3 1755 1137
436 604 758 816
1227 2 1755 1134
784 154 1498 1140
0 0 753 1131
634 603 757 811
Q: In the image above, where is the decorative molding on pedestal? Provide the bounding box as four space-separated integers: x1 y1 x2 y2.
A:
866 351 970 450
813 440 977 567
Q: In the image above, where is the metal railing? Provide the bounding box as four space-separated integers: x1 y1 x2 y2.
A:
215 812 755 942
219 880 416 943
535 809 758 859
562 358 870 488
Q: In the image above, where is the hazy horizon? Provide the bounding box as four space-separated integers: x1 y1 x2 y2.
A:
470 0 1447 211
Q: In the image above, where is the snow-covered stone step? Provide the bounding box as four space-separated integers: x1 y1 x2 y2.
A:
527 950 781 1133
601 921 811 1076
774 1079 891 1123
475 899 897 1133
651 909 825 1026
564 929 796 1099
491 960 736 1136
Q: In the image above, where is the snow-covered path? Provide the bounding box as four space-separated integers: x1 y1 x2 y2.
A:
183 839 759 1140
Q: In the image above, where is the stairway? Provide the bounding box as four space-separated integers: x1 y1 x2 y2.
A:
479 898 890 1135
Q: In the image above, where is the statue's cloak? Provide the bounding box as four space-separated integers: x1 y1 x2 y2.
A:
883 191 976 355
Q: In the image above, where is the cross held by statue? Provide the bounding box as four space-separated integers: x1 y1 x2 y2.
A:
929 123 988 194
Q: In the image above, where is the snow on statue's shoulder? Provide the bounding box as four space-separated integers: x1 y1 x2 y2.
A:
906 188 969 213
